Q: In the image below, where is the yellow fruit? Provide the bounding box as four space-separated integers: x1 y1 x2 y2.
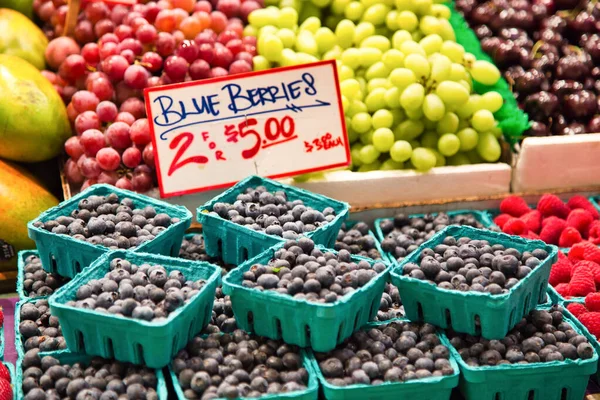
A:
0 8 47 69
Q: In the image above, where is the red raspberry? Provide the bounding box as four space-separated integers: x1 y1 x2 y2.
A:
567 195 599 219
493 213 512 229
577 312 600 338
537 194 570 219
0 378 12 400
520 231 540 240
586 293 600 312
589 221 600 241
0 363 8 383
566 209 594 237
502 218 528 235
520 210 542 233
555 283 570 297
499 195 531 217
559 227 583 248
567 302 588 317
573 260 600 288
539 217 566 245
0 308 3 327
549 257 573 286
569 262 596 297
569 241 600 265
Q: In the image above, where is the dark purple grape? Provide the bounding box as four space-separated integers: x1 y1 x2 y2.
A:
587 116 600 133
524 91 559 121
527 121 549 136
550 80 584 97
559 122 586 135
555 55 590 81
563 90 597 119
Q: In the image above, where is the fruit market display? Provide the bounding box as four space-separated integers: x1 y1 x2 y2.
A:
334 221 382 260
456 0 600 136
379 211 490 262
314 320 455 385
249 3 506 172
448 306 595 365
32 192 179 249
171 330 311 399
495 194 600 246
401 236 549 294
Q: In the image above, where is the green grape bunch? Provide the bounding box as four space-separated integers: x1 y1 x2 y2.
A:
246 0 505 173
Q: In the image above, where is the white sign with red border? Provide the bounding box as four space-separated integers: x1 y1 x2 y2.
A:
144 60 350 198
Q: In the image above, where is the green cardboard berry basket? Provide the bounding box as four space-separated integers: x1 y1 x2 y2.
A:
445 306 598 400
307 318 460 400
169 345 319 400
15 350 168 400
197 175 349 266
390 225 558 339
48 250 221 368
374 210 496 264
2 362 15 400
338 220 386 262
28 184 192 278
222 243 391 352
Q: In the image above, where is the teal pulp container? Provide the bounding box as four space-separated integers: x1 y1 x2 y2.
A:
169 348 319 400
446 308 598 400
308 319 460 400
14 297 60 363
197 175 349 266
28 184 192 278
15 350 168 399
374 210 496 264
390 225 558 339
222 244 391 352
48 250 221 368
3 362 14 400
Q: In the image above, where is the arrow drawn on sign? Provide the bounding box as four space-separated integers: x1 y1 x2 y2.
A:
158 99 332 140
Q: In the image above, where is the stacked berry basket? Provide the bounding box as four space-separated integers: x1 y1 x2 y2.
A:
11 178 600 400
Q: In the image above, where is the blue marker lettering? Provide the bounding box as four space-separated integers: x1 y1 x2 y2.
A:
302 73 317 95
153 94 220 127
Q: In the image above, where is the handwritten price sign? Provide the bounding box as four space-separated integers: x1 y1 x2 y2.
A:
144 60 350 198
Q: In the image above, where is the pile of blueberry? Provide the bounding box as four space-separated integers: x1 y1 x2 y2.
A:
204 287 237 334
315 321 454 386
21 254 69 297
334 222 382 260
402 236 548 295
377 284 404 321
241 238 387 303
22 355 161 400
380 213 490 262
66 258 206 321
210 186 337 239
19 299 67 354
172 330 309 399
32 193 179 249
179 233 230 270
448 307 595 366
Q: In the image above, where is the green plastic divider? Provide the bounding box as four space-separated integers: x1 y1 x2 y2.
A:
15 350 168 399
222 243 390 352
49 250 221 368
28 184 192 278
390 225 558 339
446 306 598 400
307 318 460 400
448 2 530 145
197 175 350 266
169 348 319 400
374 210 496 264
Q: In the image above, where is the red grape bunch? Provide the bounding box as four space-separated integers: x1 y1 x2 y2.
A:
41 0 263 193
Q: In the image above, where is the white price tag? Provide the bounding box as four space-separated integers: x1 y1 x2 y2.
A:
144 60 350 198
